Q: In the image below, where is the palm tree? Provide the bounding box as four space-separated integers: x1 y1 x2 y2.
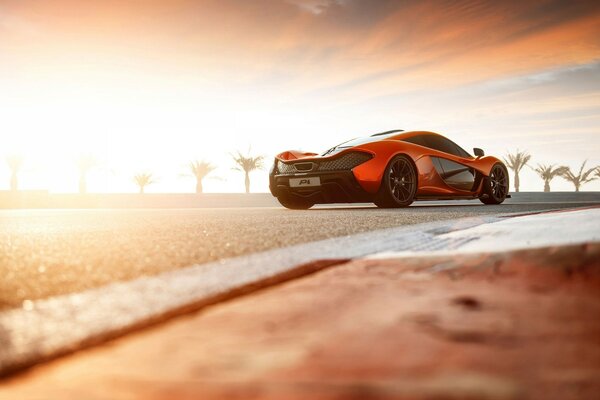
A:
532 164 568 192
503 150 531 192
560 161 597 192
133 173 155 194
189 160 216 194
231 150 264 193
76 155 96 194
5 155 23 192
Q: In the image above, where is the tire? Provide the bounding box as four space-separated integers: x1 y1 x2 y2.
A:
374 155 417 208
479 163 509 205
277 196 314 210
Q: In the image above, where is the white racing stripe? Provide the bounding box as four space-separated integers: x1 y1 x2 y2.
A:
1 207 599 374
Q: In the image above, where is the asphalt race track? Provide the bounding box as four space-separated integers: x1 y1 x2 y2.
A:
1 194 599 310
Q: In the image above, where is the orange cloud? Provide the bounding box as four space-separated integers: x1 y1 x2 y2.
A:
1 0 599 100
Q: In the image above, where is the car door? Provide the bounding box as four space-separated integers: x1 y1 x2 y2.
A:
422 135 476 192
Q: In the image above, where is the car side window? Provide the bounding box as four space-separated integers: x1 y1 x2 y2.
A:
455 144 472 158
402 135 427 147
425 135 471 158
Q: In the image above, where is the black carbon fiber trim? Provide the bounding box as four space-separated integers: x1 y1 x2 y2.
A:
317 152 372 171
276 161 296 175
276 152 372 175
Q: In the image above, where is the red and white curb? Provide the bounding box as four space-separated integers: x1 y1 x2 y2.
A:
1 208 599 375
368 207 600 259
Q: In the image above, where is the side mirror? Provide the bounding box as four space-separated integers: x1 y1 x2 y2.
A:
473 148 484 157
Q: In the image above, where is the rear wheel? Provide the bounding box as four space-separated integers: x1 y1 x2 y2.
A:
277 196 314 210
479 163 509 205
374 155 417 208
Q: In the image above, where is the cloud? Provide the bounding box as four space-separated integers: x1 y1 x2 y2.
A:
3 1 599 87
0 10 37 36
1 0 599 192
130 0 599 101
2 1 600 118
286 0 343 15
0 0 598 118
291 0 600 97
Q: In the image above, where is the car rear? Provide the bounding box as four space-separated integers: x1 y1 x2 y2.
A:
269 150 374 204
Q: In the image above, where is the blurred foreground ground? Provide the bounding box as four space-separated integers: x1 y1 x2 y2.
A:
1 199 599 399
1 191 599 209
1 195 598 309
1 242 598 400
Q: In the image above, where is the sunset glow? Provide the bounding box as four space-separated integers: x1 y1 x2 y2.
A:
1 0 599 193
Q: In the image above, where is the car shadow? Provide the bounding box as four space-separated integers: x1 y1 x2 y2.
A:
310 203 494 211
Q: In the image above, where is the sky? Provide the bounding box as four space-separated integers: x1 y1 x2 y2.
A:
1 0 599 193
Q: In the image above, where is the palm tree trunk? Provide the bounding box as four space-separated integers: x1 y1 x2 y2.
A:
10 172 17 192
543 180 550 192
244 171 250 194
575 183 580 192
139 185 145 194
196 179 203 194
514 172 520 192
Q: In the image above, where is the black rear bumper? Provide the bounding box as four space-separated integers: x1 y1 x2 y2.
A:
269 171 372 204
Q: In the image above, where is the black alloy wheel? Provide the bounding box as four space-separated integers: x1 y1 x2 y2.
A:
480 163 509 204
374 155 417 208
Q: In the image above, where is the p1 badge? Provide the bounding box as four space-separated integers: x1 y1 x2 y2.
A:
289 177 321 187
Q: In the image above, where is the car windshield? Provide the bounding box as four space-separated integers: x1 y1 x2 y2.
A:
321 133 396 156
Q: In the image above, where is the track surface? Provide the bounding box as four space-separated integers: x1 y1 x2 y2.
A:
1 199 598 310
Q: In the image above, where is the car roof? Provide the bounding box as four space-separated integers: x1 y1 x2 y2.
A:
377 130 442 141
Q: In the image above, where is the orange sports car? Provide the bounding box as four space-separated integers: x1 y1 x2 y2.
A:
269 129 510 209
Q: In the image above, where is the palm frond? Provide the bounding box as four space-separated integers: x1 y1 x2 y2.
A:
230 150 264 173
581 164 597 184
133 173 155 187
533 164 568 180
189 160 216 179
5 155 23 172
76 154 97 174
503 150 530 172
561 160 598 188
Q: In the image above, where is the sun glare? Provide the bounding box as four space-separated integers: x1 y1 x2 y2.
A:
1 0 599 193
